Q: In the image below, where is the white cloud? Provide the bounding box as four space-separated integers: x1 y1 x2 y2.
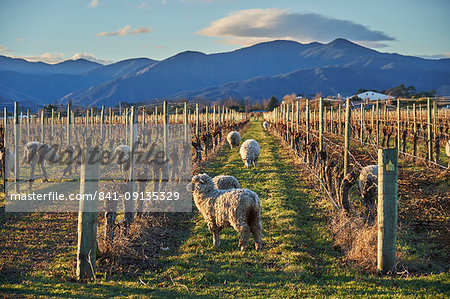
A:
71 52 112 64
0 45 12 53
418 52 450 60
96 25 151 37
197 8 394 46
89 0 99 7
162 0 167 4
16 52 66 64
129 27 152 35
138 2 147 8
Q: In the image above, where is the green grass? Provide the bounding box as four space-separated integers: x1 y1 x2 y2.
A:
1 120 449 298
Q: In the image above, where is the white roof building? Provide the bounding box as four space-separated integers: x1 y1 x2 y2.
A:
355 91 391 101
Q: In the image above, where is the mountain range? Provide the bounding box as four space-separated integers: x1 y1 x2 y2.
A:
1 38 449 109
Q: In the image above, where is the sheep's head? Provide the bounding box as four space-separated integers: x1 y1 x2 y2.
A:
242 158 252 168
186 173 214 193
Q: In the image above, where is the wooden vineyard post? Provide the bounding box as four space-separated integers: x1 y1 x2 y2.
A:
76 140 100 280
14 102 20 192
377 148 398 274
26 109 30 140
427 98 433 161
296 100 300 134
371 104 375 142
337 105 341 135
397 98 401 151
319 97 324 152
40 109 45 144
163 101 169 162
360 103 364 143
433 101 438 163
306 99 310 162
125 106 138 228
184 102 189 141
330 107 334 134
344 98 351 177
100 105 105 145
376 100 380 146
125 108 129 145
51 108 54 138
67 105 72 146
205 106 209 132
213 106 216 131
196 103 200 139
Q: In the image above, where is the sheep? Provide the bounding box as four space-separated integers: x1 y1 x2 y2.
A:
23 141 59 188
359 165 378 224
113 144 131 171
227 131 241 148
263 121 268 130
446 140 450 168
187 173 262 251
212 175 241 190
240 139 260 168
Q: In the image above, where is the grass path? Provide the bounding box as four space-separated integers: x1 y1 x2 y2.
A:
1 120 448 297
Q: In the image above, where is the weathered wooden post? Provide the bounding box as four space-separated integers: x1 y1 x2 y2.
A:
344 98 351 177
296 100 300 134
14 102 20 192
67 105 72 146
376 100 380 146
40 109 45 144
213 106 216 130
196 103 200 138
306 99 310 161
100 105 105 145
377 148 398 274
397 98 401 151
184 102 189 141
124 106 138 229
427 98 433 161
319 97 324 152
76 139 100 280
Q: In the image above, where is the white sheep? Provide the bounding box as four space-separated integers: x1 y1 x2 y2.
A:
187 173 262 251
446 140 450 168
240 139 260 168
263 121 268 130
23 141 60 188
227 131 241 148
212 175 241 190
113 144 131 171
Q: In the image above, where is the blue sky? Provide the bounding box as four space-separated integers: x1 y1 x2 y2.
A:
0 0 449 64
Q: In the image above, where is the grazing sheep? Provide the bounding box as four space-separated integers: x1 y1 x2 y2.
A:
359 165 378 224
227 131 241 148
446 140 450 167
212 175 241 190
263 121 268 130
187 173 262 251
113 144 131 171
23 142 60 188
240 139 260 168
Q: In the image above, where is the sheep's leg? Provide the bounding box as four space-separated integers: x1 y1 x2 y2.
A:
29 159 36 189
40 162 48 182
250 219 262 251
208 223 220 247
237 223 251 251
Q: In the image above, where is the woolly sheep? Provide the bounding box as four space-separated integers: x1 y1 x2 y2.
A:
187 173 262 251
23 141 59 188
227 131 241 148
263 121 268 130
240 139 260 168
212 175 241 190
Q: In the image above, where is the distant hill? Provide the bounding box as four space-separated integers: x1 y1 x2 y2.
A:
0 56 103 75
1 39 449 108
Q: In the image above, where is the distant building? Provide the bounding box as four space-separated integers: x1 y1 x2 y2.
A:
353 91 391 101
